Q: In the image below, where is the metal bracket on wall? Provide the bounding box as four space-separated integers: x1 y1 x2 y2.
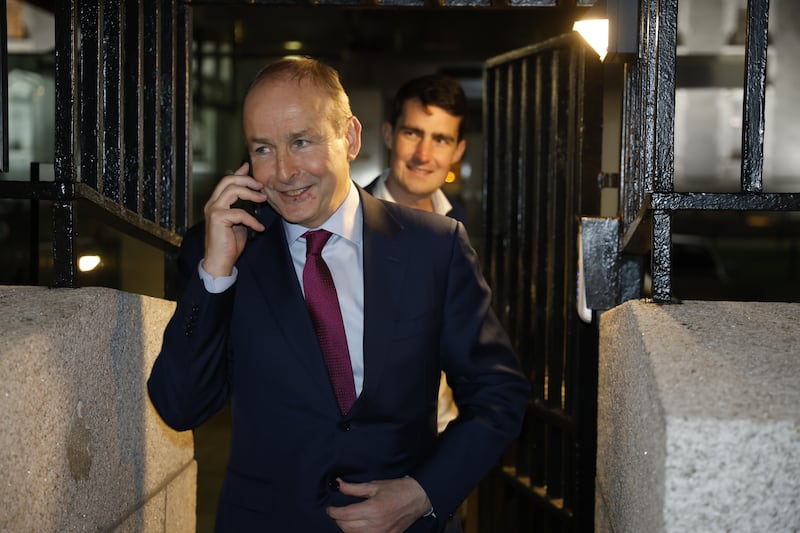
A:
578 217 620 318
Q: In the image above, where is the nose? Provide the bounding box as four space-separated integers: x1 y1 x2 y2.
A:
275 150 298 183
413 137 432 163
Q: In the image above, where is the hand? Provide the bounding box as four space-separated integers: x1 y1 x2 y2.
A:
202 162 267 277
327 476 432 533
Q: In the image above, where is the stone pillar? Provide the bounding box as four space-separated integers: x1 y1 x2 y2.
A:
595 300 800 532
595 301 800 533
0 286 195 532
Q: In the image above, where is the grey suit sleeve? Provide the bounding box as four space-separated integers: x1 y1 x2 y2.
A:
409 222 530 522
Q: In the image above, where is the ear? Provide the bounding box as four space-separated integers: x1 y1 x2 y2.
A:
346 116 363 161
451 138 467 164
380 122 394 151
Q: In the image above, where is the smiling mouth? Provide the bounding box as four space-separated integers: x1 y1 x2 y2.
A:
282 186 311 197
407 165 432 175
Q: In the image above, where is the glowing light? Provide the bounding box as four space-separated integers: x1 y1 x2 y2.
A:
283 41 303 51
573 19 609 61
78 255 101 272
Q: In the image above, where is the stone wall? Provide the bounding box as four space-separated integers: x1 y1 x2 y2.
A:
596 300 800 532
0 286 195 532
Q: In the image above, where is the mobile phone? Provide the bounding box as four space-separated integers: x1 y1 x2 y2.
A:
229 156 261 240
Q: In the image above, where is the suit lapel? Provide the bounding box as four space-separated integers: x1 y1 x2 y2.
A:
238 206 334 403
359 189 407 399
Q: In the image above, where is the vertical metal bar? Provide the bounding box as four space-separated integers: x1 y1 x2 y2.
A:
491 68 507 296
503 62 518 334
544 47 566 502
563 46 581 511
53 0 77 287
654 0 677 193
620 62 639 229
741 0 770 193
79 0 101 190
29 163 40 284
122 0 141 212
481 68 496 277
102 0 122 202
530 52 548 493
142 0 159 222
175 1 190 234
641 0 658 194
0 0 8 172
160 0 176 230
516 58 532 378
651 209 672 302
511 57 530 484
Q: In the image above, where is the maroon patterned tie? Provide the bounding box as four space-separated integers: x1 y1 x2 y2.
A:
302 230 357 415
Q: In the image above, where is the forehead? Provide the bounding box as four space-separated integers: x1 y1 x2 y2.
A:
398 98 461 132
243 78 333 133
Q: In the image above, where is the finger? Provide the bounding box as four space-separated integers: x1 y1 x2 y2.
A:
337 478 375 499
233 161 250 176
328 514 371 533
208 170 261 204
234 161 249 176
207 180 265 214
326 500 372 523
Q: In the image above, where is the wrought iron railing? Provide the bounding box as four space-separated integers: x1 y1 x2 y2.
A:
620 0 800 302
0 0 191 298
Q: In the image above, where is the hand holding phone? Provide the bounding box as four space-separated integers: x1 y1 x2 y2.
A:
202 162 266 277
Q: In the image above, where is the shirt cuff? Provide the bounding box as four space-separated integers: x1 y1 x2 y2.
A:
198 260 238 293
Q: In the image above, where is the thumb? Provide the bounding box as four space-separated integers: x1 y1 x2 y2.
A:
337 478 374 499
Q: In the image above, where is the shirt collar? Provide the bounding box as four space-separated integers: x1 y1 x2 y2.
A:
283 180 362 246
372 168 452 217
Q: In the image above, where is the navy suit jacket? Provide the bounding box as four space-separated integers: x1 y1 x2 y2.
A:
148 187 529 532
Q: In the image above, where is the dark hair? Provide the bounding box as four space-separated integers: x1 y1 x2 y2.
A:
244 56 353 134
389 74 468 140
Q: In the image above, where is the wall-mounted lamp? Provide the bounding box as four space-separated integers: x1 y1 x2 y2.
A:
78 255 102 273
573 0 639 63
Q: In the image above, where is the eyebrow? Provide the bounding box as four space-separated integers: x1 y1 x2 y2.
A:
399 124 456 143
248 136 274 146
248 128 319 146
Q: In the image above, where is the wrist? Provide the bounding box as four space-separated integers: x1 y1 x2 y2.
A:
404 475 433 519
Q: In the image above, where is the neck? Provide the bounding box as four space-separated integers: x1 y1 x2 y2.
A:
385 178 435 213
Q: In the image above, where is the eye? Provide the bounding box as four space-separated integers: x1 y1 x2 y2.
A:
433 135 453 146
292 138 311 149
253 145 274 156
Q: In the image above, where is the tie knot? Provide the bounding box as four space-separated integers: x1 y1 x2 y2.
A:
304 230 332 256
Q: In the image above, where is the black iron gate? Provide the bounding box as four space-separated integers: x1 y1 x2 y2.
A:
479 33 603 532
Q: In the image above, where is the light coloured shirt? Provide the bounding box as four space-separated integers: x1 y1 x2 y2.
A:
198 181 365 395
371 168 453 216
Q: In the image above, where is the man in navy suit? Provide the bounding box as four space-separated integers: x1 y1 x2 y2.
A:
148 56 529 532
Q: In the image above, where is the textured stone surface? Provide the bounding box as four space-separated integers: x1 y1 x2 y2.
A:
596 300 800 533
0 286 194 532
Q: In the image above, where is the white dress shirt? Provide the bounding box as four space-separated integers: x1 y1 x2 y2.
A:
371 168 453 216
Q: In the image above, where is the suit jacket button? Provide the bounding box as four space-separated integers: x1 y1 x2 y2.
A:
338 421 351 432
